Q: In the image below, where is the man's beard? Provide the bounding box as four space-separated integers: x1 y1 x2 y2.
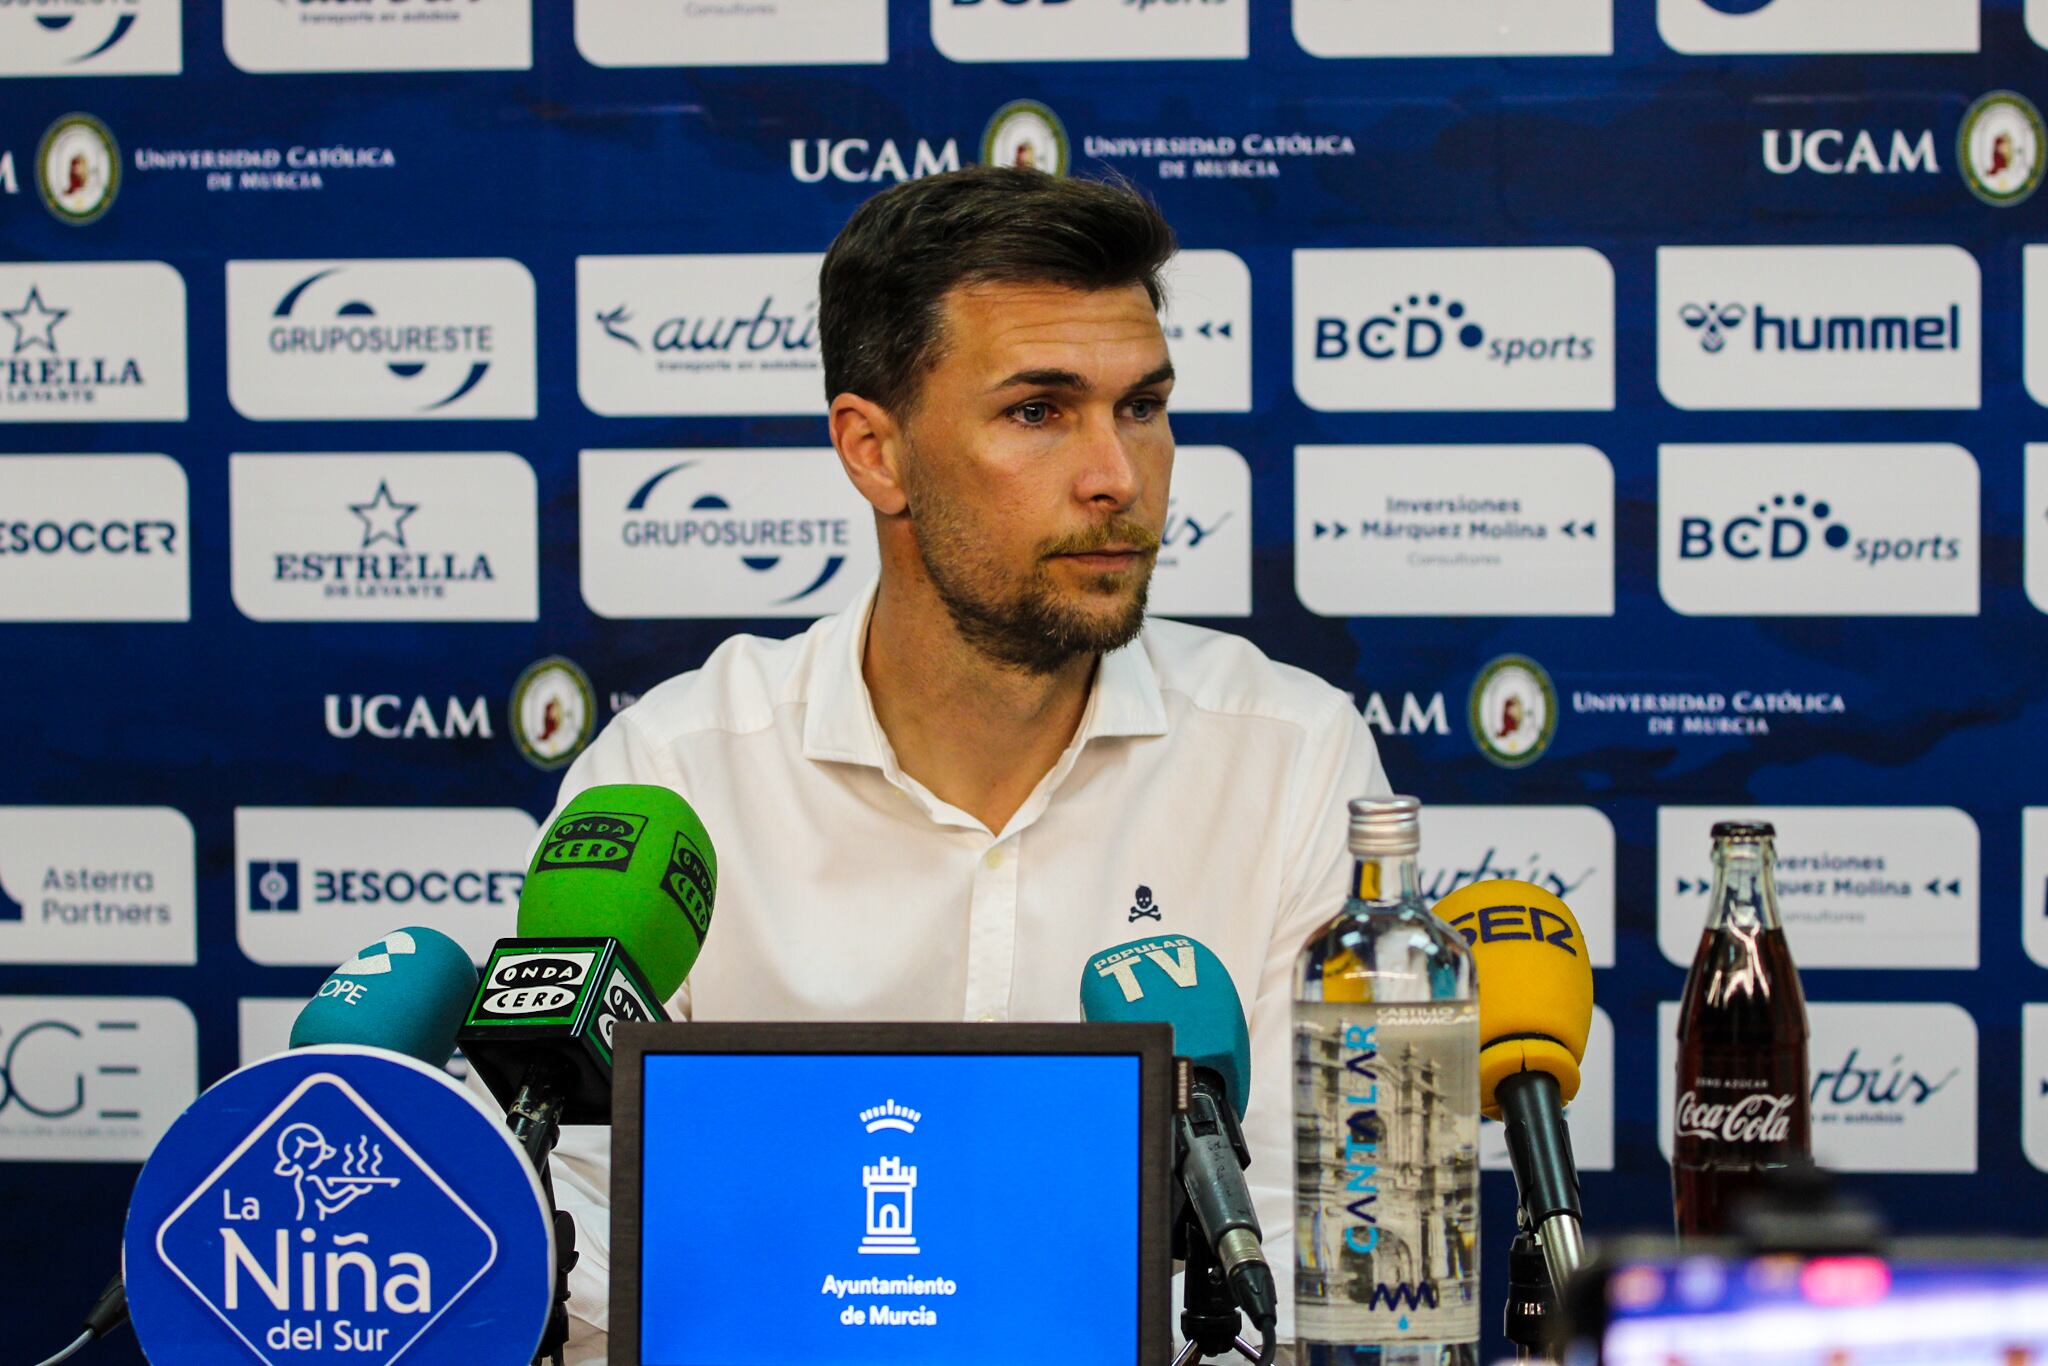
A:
904 471 1159 676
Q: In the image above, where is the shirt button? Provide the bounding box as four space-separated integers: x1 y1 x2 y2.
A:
983 848 1003 870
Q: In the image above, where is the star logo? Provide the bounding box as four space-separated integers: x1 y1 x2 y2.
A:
350 481 418 550
2 286 68 355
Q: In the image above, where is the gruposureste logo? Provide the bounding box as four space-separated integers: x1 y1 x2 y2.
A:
579 448 877 620
1658 806 1979 970
0 808 195 966
1658 0 1977 54
0 996 196 1162
1296 445 1613 618
933 0 1247 63
1294 0 1611 57
227 259 536 421
1658 444 1979 616
1 2 181 76
1657 246 1980 410
1293 248 1615 412
230 452 539 622
0 454 188 622
1158 250 1250 413
577 0 886 67
235 808 537 967
1150 446 1250 619
224 0 533 72
1419 806 1615 966
0 262 187 422
578 254 822 418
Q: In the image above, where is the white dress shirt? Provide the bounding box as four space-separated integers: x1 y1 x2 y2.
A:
543 581 1386 1360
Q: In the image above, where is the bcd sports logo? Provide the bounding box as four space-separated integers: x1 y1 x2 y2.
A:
0 807 195 966
0 262 187 422
1657 246 1980 410
1294 0 1611 58
0 454 189 622
577 255 822 417
227 259 536 421
223 0 532 73
577 0 886 68
0 1 182 76
579 449 877 620
933 0 1247 63
235 807 536 968
230 452 539 622
1658 0 1977 54
1293 248 1614 412
1658 444 1979 617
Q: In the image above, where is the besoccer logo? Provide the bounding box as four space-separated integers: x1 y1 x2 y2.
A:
249 860 300 913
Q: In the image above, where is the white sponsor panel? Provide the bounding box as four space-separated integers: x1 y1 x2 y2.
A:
1293 248 1614 412
2023 250 2048 409
1420 805 1615 968
1657 246 1980 410
1296 445 1613 617
2025 809 2048 968
2031 449 2048 616
1152 445 1250 619
1658 0 1977 54
576 0 887 66
224 0 531 71
1658 444 1979 617
933 0 1246 62
237 998 300 1068
230 452 538 622
1483 1006 1613 1172
0 454 189 622
580 448 877 620
2035 2 2048 51
1159 250 1251 414
1658 1002 1976 1173
1658 806 1978 970
2026 1005 2048 1172
226 258 535 421
1296 0 1611 57
0 0 182 75
235 807 536 967
0 261 188 423
0 807 194 965
0 997 196 1162
577 254 822 418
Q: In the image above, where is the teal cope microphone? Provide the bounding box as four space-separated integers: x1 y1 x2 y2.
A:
1080 936 1276 1338
459 782 717 1164
288 925 480 1066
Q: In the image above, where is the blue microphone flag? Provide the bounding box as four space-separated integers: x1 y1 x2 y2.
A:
1079 935 1251 1119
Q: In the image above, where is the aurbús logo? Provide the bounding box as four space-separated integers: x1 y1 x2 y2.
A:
153 1074 497 1362
1676 489 1959 569
595 296 815 367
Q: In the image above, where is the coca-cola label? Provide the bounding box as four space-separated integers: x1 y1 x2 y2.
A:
1675 1088 1798 1145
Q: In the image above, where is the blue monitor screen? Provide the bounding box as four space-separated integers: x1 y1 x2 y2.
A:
638 1051 1143 1366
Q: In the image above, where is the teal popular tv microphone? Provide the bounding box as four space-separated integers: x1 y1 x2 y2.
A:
288 925 480 1067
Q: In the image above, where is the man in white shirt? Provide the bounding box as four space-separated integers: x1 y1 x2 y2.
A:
545 165 1386 1359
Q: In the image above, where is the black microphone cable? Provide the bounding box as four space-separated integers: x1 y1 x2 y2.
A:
28 1276 126 1366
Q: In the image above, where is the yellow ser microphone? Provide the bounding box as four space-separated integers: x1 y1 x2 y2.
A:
1432 878 1595 1296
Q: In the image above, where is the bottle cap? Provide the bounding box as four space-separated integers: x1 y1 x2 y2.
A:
1348 795 1421 857
1711 820 1776 843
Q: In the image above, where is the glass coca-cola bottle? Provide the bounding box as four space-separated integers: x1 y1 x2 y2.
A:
1672 820 1811 1238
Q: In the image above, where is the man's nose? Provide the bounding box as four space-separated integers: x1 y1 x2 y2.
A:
1073 408 1142 508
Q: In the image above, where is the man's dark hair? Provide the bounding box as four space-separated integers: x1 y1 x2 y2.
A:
819 165 1177 415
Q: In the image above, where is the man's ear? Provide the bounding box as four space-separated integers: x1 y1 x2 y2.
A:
830 392 910 517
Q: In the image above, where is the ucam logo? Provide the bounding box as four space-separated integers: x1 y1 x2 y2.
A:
324 695 492 742
577 0 885 66
230 453 538 622
0 262 187 421
1149 446 1250 619
235 807 536 967
1419 806 1614 966
1761 125 1939 175
1293 248 1614 412
0 807 195 966
0 454 188 622
223 0 532 72
0 0 182 75
932 0 1246 63
1660 1002 1977 1173
791 134 959 185
579 448 877 620
1294 0 1610 57
578 254 822 417
1659 806 1979 970
1657 246 1980 410
1157 250 1251 413
227 259 536 421
1295 444 1613 618
0 996 196 1162
1659 444 1978 617
1658 0 1976 53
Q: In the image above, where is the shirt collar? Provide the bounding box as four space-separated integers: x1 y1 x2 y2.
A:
800 577 1170 769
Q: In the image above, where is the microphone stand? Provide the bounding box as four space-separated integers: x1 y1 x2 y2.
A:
505 1058 580 1366
1171 1220 1265 1366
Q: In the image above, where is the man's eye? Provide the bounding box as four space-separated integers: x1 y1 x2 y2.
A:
1014 401 1052 425
1127 398 1163 421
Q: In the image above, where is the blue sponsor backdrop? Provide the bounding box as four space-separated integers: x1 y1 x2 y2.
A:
2 1 2046 1360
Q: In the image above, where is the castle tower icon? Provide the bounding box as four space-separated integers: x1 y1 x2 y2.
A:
859 1156 919 1255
